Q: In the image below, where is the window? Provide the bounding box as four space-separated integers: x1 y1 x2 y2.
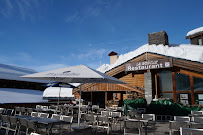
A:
198 38 202 45
159 71 173 91
175 73 190 91
194 76 203 91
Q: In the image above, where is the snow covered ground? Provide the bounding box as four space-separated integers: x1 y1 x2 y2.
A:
0 88 47 103
97 44 203 73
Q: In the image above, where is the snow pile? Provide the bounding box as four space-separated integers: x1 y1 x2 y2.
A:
0 88 46 103
97 44 203 73
43 87 74 98
187 26 203 37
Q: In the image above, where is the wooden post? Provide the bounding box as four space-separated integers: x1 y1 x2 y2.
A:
190 75 195 105
155 74 158 99
172 72 177 102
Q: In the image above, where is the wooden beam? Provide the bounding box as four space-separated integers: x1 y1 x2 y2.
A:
190 75 195 105
172 72 177 102
155 74 158 99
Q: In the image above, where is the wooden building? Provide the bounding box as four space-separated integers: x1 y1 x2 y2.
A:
74 30 203 107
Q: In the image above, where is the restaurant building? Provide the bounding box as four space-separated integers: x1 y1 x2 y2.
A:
74 27 203 106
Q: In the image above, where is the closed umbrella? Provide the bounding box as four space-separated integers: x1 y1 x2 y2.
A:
43 82 76 104
21 65 126 128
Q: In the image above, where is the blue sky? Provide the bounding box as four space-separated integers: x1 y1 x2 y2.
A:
0 0 202 72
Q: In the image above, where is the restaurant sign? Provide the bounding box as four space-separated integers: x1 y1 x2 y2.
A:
125 58 172 71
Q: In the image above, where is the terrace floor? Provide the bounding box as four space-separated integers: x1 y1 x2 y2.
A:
0 121 172 135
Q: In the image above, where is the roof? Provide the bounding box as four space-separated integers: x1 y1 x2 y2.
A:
0 63 50 83
108 51 118 56
186 27 203 39
0 88 47 103
97 44 203 73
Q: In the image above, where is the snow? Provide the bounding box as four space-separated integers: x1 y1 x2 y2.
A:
187 27 203 37
97 44 203 73
43 87 74 98
0 88 47 103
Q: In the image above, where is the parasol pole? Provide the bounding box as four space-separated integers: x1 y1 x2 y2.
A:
78 83 84 128
58 87 61 105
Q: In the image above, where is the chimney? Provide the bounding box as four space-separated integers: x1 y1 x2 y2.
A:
108 51 118 65
148 31 169 45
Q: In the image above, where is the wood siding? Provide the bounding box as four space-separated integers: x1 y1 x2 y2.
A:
120 73 145 88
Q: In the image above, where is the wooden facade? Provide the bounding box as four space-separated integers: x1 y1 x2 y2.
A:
74 52 203 106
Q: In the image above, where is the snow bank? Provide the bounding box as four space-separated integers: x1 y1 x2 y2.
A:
187 27 203 36
0 88 46 103
97 44 203 73
43 87 74 98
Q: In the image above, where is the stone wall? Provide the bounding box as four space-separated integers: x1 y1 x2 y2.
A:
148 31 169 45
144 72 153 104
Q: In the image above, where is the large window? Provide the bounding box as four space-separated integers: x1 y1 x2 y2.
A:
175 73 190 91
159 71 173 91
194 76 203 91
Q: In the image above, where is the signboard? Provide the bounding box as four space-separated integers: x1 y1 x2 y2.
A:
125 58 172 71
180 94 188 100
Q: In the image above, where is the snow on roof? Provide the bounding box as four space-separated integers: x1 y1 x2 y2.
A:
0 63 50 83
0 88 47 103
43 87 74 98
97 44 203 73
186 26 203 37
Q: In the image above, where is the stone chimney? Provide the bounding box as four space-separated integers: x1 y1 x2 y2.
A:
148 31 169 45
108 51 118 65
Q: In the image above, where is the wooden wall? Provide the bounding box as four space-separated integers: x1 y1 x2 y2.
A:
120 73 145 88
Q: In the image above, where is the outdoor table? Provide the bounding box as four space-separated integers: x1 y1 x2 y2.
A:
126 118 149 135
10 115 65 135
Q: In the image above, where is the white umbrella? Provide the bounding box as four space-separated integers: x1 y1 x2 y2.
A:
21 65 126 128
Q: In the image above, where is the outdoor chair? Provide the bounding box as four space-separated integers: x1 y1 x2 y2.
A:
101 111 111 117
142 114 156 135
96 115 112 134
18 118 28 135
8 116 18 135
41 106 48 109
14 107 21 116
36 105 41 109
30 133 41 135
127 110 141 119
190 122 203 129
174 116 190 121
20 107 26 115
180 127 203 135
27 108 33 115
67 106 74 115
51 114 61 120
169 120 188 135
5 109 14 116
0 115 10 135
137 108 146 114
27 120 45 135
111 112 122 131
31 112 39 117
84 114 97 130
191 116 203 122
0 108 5 114
191 111 203 115
39 113 49 118
124 119 142 135
80 107 88 119
106 107 114 112
96 108 104 115
92 105 99 114
61 115 73 133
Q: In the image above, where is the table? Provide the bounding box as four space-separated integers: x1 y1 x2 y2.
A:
10 115 64 135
